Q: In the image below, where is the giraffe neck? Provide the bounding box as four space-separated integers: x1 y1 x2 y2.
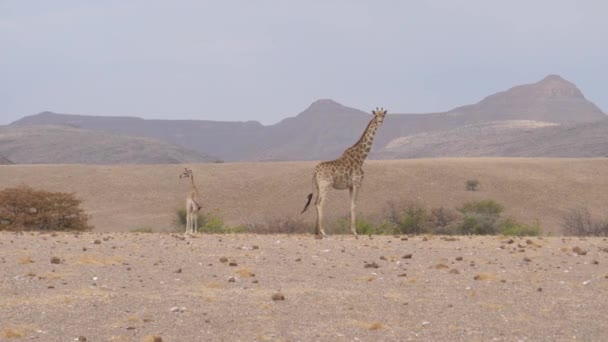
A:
190 175 200 197
342 117 379 165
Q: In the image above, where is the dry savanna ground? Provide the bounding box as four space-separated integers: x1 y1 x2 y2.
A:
1 158 608 234
0 232 607 341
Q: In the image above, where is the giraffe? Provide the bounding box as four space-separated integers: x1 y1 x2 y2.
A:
180 168 202 235
301 107 387 237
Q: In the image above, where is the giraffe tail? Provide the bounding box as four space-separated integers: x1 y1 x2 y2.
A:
301 193 313 214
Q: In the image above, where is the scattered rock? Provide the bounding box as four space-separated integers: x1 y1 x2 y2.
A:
523 257 532 262
295 258 302 262
219 257 228 263
175 268 182 273
228 277 236 283
379 256 387 261
449 269 460 274
77 336 87 341
473 273 495 281
170 307 186 313
455 257 463 261
402 254 413 259
434 264 449 269
252 245 259 250
573 246 587 255
229 261 238 267
143 336 163 342
364 262 380 269
592 260 599 265
537 287 543 292
50 256 61 264
272 292 285 301
397 273 407 277
93 240 101 245
422 237 429 241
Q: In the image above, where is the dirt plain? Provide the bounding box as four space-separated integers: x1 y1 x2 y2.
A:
1 232 608 341
2 158 608 341
1 158 608 234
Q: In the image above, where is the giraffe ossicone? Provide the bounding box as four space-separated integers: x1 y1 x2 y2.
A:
301 108 387 237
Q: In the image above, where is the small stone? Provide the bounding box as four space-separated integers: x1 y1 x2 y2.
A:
364 262 380 269
126 327 136 330
143 336 163 342
379 256 387 260
526 239 534 245
506 239 514 244
402 254 413 259
93 240 101 244
434 264 449 269
422 237 429 241
229 261 238 267
573 246 587 255
228 277 236 282
295 258 302 262
175 268 182 273
592 260 599 265
77 336 87 342
271 293 285 301
449 269 460 274
523 257 532 262
401 237 408 241
537 287 543 292
397 273 407 277
252 245 259 250
219 257 228 263
252 280 259 284
82 247 87 251
50 256 61 264
455 257 463 261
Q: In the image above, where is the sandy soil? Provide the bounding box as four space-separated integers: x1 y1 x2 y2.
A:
1 158 608 234
1 232 607 341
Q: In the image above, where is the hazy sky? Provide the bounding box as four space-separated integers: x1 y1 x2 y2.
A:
1 1 607 125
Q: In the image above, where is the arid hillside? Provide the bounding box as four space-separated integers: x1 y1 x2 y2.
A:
11 75 607 162
1 158 607 234
0 125 217 164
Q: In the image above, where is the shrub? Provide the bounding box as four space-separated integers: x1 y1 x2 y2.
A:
456 199 504 235
0 185 91 232
385 201 431 235
499 219 542 236
175 208 227 233
562 208 608 236
242 216 311 234
466 179 480 191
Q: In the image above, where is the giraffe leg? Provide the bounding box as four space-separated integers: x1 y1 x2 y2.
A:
193 210 198 234
315 184 330 237
350 186 359 237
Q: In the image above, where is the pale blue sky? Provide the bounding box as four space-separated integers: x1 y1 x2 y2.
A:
1 0 606 124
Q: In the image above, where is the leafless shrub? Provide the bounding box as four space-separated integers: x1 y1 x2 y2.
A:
0 185 91 232
466 179 480 191
242 216 311 234
562 208 608 236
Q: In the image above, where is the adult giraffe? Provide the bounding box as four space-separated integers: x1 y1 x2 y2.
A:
301 107 387 237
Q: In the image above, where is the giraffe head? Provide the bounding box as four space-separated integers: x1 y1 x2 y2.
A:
179 168 193 179
372 107 387 125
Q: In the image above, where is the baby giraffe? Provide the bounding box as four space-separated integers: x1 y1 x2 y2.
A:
302 108 387 237
180 168 202 235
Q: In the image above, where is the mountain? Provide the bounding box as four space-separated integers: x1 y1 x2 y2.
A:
446 75 606 124
379 120 608 158
10 75 607 161
0 154 14 165
0 125 218 164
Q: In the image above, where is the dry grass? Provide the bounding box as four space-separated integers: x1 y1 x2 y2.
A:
77 254 125 266
235 268 255 278
17 255 34 264
1 159 607 234
0 326 29 339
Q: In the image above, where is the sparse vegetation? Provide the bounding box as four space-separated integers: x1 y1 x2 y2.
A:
131 227 155 233
0 185 91 232
384 201 431 235
562 208 608 236
241 216 310 234
466 179 480 191
457 199 504 235
175 208 228 233
499 218 542 236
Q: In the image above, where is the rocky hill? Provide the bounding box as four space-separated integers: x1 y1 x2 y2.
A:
10 75 607 162
0 125 217 164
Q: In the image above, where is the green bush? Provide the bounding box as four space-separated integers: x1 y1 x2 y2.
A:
0 185 91 232
385 201 431 235
456 199 504 235
175 208 227 233
499 219 542 236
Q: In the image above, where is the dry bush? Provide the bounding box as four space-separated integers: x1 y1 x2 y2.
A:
562 208 608 236
0 185 91 232
466 179 480 191
242 216 311 234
